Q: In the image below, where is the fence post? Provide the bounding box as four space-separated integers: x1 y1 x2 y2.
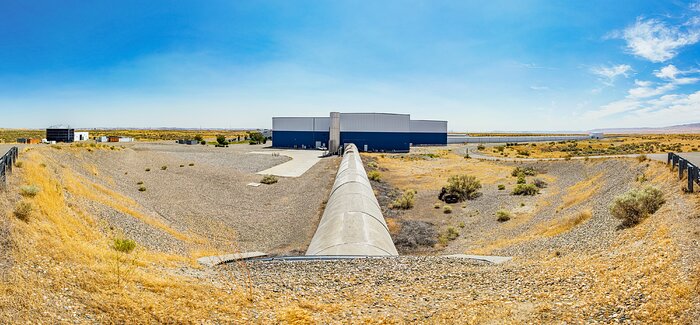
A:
667 152 672 164
679 159 685 179
688 166 695 193
673 155 679 170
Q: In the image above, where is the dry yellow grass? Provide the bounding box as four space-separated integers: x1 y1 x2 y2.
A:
366 152 512 191
558 172 604 211
0 149 258 322
470 209 592 254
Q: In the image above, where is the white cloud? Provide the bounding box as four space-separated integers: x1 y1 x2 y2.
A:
634 79 652 87
653 64 700 84
618 17 700 62
585 90 700 122
530 85 549 91
627 82 676 98
591 64 633 86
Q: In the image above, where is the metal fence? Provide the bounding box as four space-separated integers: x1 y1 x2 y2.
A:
0 147 19 189
668 152 700 192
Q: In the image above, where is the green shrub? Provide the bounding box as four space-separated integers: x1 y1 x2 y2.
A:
180 164 185 168
216 135 228 146
13 201 33 221
145 168 151 172
516 175 526 184
189 163 195 166
112 238 136 254
367 170 382 181
137 181 143 185
511 166 537 177
434 203 441 209
497 184 506 191
496 209 511 222
636 154 648 162
391 189 416 210
161 166 167 170
477 144 486 150
20 185 40 197
194 135 203 142
138 186 147 192
438 226 460 245
441 175 482 202
458 221 466 228
260 175 278 185
14 161 23 168
367 161 378 169
443 205 452 214
512 184 539 196
610 186 665 228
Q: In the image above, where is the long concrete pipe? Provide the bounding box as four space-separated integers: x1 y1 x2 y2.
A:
306 143 399 256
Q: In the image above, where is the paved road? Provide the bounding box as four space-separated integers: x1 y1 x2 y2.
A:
456 144 669 162
678 152 700 166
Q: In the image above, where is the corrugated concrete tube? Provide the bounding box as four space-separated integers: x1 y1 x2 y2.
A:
306 143 399 256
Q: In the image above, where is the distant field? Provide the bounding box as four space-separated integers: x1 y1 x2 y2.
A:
0 129 251 143
480 134 700 158
452 133 586 137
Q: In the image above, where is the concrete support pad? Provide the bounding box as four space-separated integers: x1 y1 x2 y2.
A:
251 150 324 178
197 252 268 267
444 254 513 264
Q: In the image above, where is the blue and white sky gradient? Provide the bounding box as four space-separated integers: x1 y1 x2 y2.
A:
1 0 700 131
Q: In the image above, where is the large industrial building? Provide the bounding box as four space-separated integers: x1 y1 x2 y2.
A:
272 112 447 153
46 126 75 143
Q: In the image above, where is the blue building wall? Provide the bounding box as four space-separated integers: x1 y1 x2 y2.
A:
272 130 329 149
340 132 410 152
273 131 445 151
410 133 448 146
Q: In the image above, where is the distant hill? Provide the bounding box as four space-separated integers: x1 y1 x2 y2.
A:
590 123 700 134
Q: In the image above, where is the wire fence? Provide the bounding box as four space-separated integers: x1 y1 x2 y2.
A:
0 147 19 190
668 152 699 192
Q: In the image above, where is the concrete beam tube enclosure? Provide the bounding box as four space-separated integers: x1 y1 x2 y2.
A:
306 143 399 256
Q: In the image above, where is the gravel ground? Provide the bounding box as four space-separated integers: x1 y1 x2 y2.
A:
39 143 338 255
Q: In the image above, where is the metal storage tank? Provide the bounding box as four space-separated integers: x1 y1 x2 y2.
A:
410 120 447 146
339 113 410 152
272 117 330 149
306 144 399 256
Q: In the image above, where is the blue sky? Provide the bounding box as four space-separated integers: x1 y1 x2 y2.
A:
1 0 700 131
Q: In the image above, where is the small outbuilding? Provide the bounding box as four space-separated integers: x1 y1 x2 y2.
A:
74 132 89 142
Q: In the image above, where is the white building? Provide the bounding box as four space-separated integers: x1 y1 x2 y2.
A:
74 132 89 142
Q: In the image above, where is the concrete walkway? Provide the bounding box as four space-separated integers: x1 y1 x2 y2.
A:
197 252 268 267
251 149 325 178
444 254 513 264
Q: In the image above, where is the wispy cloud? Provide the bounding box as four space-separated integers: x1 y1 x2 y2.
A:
653 64 700 84
530 85 549 91
590 64 633 86
612 17 700 62
516 62 556 70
